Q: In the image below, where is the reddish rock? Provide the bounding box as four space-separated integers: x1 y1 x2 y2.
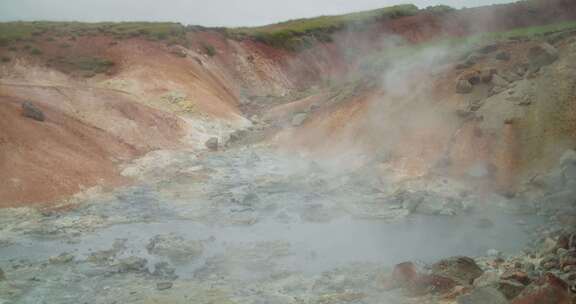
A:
431 256 484 285
511 273 571 304
390 262 419 288
411 274 458 295
501 271 533 286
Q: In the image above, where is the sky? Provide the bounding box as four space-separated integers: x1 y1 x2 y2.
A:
0 0 517 27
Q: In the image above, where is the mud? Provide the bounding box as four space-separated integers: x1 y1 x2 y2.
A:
0 145 547 304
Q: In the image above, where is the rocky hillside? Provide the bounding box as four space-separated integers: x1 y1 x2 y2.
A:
1 0 576 206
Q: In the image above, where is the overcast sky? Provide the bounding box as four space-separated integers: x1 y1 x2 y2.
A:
0 0 517 27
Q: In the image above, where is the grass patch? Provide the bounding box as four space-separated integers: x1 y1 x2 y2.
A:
228 4 420 50
30 48 42 55
51 56 115 74
0 21 187 45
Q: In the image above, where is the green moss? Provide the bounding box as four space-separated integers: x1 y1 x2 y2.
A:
228 4 419 50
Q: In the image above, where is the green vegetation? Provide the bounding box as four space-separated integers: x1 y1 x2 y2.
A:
227 4 420 50
1 56 10 63
51 56 115 75
30 48 42 55
202 43 216 57
0 21 187 45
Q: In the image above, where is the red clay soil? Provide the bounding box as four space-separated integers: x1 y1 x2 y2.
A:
0 96 135 208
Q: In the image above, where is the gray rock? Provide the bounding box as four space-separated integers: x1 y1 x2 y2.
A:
49 253 74 264
431 256 484 285
205 137 219 151
474 271 500 287
22 101 45 122
291 113 307 127
495 51 511 61
152 262 177 280
118 256 148 273
456 79 473 94
560 150 576 168
528 43 559 69
156 282 173 290
457 287 508 304
497 280 525 299
491 74 510 87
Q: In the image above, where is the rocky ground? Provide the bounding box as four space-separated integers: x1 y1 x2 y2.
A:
0 140 574 303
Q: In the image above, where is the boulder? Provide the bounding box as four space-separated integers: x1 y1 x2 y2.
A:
22 101 45 122
511 273 571 304
457 287 509 304
156 282 173 290
117 256 148 273
456 79 474 94
291 113 307 127
496 51 511 61
48 253 75 264
528 43 559 70
152 262 177 280
431 256 484 285
205 137 218 151
497 280 526 299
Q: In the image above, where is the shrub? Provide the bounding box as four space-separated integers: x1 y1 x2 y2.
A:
30 48 42 55
202 44 216 57
1 56 10 63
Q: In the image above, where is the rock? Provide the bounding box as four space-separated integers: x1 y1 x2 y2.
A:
559 150 576 168
457 287 508 304
22 101 46 122
431 256 484 285
492 74 510 87
416 195 462 216
456 79 474 94
48 253 74 264
474 271 500 287
560 250 576 268
496 51 511 61
498 280 526 299
511 273 571 304
229 129 248 143
230 186 260 207
156 282 173 290
205 137 219 151
528 43 559 69
386 262 456 295
0 267 4 281
387 262 419 289
146 234 203 263
540 255 560 270
152 262 177 280
479 43 499 54
542 190 576 212
560 150 576 181
118 256 148 273
291 113 307 127
480 68 496 83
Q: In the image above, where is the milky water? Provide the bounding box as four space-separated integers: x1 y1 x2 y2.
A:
0 147 544 303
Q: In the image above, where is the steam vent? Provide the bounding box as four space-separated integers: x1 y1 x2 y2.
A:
1 0 576 303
